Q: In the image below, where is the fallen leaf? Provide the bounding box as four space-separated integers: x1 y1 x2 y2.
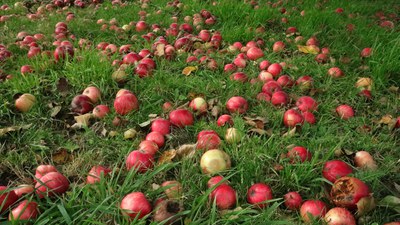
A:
139 120 152 128
50 106 62 118
124 129 137 139
388 86 399 93
158 150 177 165
211 106 220 117
394 183 400 194
244 116 267 129
152 183 161 190
248 128 272 136
182 66 198 76
220 207 243 220
176 144 197 158
52 148 72 165
297 45 319 54
282 127 297 137
74 113 93 126
378 114 393 124
155 43 165 57
56 77 70 97
0 124 32 137
148 114 158 118
378 195 400 213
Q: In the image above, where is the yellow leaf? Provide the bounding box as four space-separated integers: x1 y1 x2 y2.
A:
297 45 319 54
52 148 72 165
182 66 198 76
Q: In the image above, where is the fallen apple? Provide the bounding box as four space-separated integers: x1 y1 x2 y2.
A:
86 165 111 184
200 149 231 174
15 93 36 112
120 192 152 219
8 200 39 221
35 171 69 198
247 183 273 208
209 184 236 210
284 191 302 210
0 186 18 213
300 200 328 223
126 150 154 173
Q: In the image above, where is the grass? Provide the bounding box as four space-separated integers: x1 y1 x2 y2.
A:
1 0 400 224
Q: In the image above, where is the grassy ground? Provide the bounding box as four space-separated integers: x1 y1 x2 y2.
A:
0 0 399 224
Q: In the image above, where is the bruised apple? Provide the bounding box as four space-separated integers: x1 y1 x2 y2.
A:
200 149 231 174
86 165 111 184
71 94 93 114
15 94 36 112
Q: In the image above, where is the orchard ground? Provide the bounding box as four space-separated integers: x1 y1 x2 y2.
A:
0 0 400 224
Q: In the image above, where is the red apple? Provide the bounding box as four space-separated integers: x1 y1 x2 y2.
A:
324 207 356 225
284 191 302 210
197 130 219 140
114 93 139 115
151 119 171 136
226 96 248 114
92 105 110 119
138 140 159 155
246 47 264 60
322 160 353 183
296 96 318 112
0 186 18 213
283 109 304 127
271 91 288 106
196 133 221 150
126 150 154 173
54 45 74 62
360 48 372 58
262 80 282 93
13 185 34 198
277 75 294 87
300 200 328 223
136 21 148 32
120 192 152 219
330 176 370 210
20 65 33 75
71 94 93 114
247 183 273 208
86 165 111 184
189 97 208 114
272 41 285 52
82 86 101 103
230 72 248 83
35 171 69 198
267 63 282 77
354 151 377 170
209 184 236 210
35 165 58 180
336 104 354 120
169 109 194 127
258 71 274 83
287 146 312 163
217 114 233 127
15 94 36 112
328 67 344 78
8 200 39 221
145 131 165 148
207 176 228 188
302 111 316 124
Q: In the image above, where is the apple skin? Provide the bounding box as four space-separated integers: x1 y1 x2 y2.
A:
114 93 139 115
360 48 372 58
287 146 312 163
86 165 111 184
35 171 69 198
35 165 58 180
82 86 101 103
271 91 288 106
0 186 18 213
120 192 152 219
336 104 354 120
246 183 273 208
71 94 94 114
267 63 282 77
300 200 328 223
284 191 303 210
13 185 34 198
302 111 316 124
226 96 248 114
217 114 233 127
328 67 344 78
126 150 154 173
322 160 353 183
283 109 304 128
151 119 171 135
197 130 219 140
8 200 39 221
209 184 237 210
15 94 36 112
169 109 194 128
92 105 110 119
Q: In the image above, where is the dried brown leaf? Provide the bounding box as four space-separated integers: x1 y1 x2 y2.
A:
158 150 177 165
176 144 197 158
379 114 393 124
74 113 93 126
388 86 399 93
0 124 32 137
244 116 267 129
52 148 72 165
211 106 220 117
248 128 272 136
